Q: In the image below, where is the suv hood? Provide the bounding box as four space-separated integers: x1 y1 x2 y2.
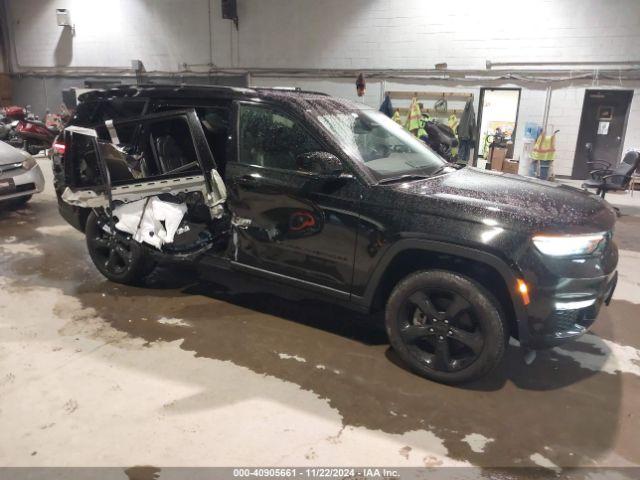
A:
385 167 616 233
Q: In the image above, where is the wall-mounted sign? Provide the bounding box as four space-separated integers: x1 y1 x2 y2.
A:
598 121 610 135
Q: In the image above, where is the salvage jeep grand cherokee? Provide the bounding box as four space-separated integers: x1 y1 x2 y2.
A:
53 85 618 384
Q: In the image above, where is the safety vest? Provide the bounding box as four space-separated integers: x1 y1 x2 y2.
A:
392 109 403 125
447 114 459 133
404 97 422 133
531 132 556 161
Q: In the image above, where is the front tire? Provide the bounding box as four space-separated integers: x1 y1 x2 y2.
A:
385 270 507 384
11 195 32 206
85 211 155 285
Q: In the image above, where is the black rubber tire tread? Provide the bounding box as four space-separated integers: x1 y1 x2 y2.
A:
9 195 32 207
85 211 154 285
385 269 507 384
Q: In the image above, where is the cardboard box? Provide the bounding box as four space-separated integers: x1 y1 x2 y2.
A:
505 141 514 159
489 147 507 171
501 159 519 174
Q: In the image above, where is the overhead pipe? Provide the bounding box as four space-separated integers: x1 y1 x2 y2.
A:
487 59 640 69
9 66 640 87
12 65 640 77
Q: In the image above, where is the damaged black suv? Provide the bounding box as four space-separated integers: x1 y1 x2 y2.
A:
54 85 618 384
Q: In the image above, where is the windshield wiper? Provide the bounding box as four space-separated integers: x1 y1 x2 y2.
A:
377 174 431 185
377 164 453 185
430 165 449 176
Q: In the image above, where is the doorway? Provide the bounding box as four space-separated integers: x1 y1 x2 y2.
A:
571 89 634 179
475 88 521 164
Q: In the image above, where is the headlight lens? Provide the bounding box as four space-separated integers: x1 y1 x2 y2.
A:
21 157 37 170
532 232 607 257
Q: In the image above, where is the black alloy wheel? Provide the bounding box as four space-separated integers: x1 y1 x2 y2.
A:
401 289 483 372
89 225 134 276
386 270 507 384
85 211 155 285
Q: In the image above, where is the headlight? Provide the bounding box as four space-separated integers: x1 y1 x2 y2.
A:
21 157 37 170
532 232 607 257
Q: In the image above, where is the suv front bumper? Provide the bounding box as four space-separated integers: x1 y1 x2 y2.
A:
0 163 45 201
522 269 617 349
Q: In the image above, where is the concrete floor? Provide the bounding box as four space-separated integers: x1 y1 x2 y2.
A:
1 158 640 473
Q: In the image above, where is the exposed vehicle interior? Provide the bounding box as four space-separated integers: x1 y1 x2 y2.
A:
63 109 231 260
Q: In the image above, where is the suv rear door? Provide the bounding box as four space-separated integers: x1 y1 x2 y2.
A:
61 109 225 213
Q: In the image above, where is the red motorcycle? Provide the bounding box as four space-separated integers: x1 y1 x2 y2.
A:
15 106 61 155
0 106 26 149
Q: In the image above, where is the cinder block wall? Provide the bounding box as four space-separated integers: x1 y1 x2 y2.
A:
5 0 640 175
9 0 638 71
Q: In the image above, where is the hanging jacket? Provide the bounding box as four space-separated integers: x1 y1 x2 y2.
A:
404 97 422 132
457 98 477 141
530 131 557 161
392 109 403 125
379 94 394 118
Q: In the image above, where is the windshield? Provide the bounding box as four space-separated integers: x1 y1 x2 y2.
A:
316 108 447 179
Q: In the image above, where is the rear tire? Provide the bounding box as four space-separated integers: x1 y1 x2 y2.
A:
385 270 507 384
85 211 156 285
12 195 31 206
0 195 31 209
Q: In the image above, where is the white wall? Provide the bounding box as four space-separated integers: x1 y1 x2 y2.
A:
5 0 640 176
251 77 640 176
8 0 216 70
7 0 640 71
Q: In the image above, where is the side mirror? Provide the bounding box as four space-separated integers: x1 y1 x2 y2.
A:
296 151 344 177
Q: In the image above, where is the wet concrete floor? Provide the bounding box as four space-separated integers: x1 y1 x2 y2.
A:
1 159 639 474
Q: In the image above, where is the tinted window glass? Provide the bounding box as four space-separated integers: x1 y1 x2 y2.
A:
317 109 446 179
238 104 321 171
99 99 147 121
148 117 200 175
197 107 230 174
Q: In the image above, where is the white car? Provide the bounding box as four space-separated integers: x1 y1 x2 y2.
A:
0 140 45 205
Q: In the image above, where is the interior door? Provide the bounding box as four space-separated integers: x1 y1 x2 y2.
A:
572 90 634 179
225 101 362 294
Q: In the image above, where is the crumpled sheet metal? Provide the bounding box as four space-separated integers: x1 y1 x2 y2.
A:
208 169 227 218
113 196 187 250
61 187 108 208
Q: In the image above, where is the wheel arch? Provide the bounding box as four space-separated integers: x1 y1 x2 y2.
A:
354 239 528 341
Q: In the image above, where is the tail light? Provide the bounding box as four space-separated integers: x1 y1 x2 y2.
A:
52 141 66 155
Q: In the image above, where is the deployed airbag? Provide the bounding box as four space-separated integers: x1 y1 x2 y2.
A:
113 196 188 249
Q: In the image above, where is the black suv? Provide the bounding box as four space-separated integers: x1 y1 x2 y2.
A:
53 85 618 384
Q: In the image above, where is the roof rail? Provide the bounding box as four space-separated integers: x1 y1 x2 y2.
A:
254 86 329 96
